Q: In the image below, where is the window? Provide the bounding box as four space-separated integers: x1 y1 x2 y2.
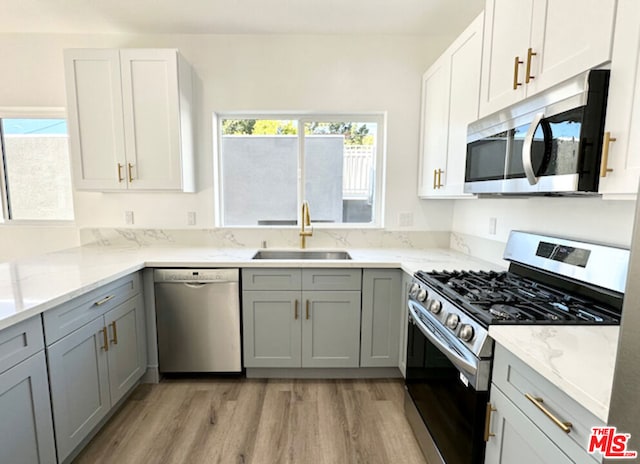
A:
0 115 74 222
217 114 384 227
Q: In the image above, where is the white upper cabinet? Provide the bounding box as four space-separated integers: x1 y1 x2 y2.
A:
418 13 483 198
599 0 640 197
65 49 195 192
479 0 617 118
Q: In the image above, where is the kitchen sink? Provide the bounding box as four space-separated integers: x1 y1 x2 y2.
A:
252 250 352 260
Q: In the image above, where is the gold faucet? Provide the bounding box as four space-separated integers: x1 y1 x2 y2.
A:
300 201 313 248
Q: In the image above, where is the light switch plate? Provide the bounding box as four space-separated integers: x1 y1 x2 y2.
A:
125 211 134 225
489 217 497 235
187 211 196 226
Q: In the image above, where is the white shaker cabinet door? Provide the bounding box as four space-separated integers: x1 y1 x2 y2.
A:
479 0 531 117
417 56 450 197
120 49 184 190
64 49 127 190
527 0 616 97
599 0 640 197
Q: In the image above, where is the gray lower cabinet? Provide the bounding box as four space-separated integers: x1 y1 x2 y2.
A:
485 386 573 464
360 269 401 367
242 291 302 367
48 317 110 462
0 351 56 464
302 290 361 368
486 343 603 464
242 268 362 369
47 293 146 462
398 271 412 377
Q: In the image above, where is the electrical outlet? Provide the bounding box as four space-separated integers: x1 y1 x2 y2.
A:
187 211 196 226
489 217 497 235
125 211 134 225
398 212 414 227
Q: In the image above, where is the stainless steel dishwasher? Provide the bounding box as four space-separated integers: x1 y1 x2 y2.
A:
154 269 241 373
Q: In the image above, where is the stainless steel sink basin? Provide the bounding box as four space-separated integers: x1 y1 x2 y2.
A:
252 250 352 260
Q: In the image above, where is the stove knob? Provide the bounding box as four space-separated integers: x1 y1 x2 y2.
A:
417 289 428 302
445 314 459 330
428 299 442 314
459 324 474 342
409 283 419 297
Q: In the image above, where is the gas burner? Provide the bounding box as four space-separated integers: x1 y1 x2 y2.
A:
414 268 621 328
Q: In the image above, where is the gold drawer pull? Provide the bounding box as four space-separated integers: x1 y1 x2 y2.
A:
433 169 437 190
110 321 118 345
484 402 497 441
525 393 572 433
525 48 537 83
294 299 299 320
100 327 109 352
513 56 524 89
128 163 135 182
95 295 115 306
117 163 124 182
600 131 616 177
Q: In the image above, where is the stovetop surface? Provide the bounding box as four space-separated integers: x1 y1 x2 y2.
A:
414 270 620 328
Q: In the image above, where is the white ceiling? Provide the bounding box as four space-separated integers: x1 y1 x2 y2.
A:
0 0 484 35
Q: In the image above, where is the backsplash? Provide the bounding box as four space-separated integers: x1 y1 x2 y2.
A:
80 228 452 250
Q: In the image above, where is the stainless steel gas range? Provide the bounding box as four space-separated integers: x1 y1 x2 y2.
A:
404 231 629 464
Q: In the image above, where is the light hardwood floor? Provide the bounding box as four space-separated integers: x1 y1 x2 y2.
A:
73 378 426 464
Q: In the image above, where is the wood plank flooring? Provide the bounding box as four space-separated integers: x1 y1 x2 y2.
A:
73 378 426 464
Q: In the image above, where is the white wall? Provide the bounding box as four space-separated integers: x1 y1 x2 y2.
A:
0 32 456 235
0 225 79 261
451 197 637 264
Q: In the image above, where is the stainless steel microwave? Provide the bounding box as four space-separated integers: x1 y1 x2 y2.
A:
465 70 610 195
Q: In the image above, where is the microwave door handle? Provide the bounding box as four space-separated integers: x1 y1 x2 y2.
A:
522 112 545 185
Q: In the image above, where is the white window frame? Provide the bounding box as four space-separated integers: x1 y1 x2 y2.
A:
0 107 75 225
214 112 386 228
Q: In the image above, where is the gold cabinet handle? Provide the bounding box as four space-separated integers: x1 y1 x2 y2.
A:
433 169 437 190
513 56 524 89
525 48 537 84
294 299 299 320
306 300 310 320
600 131 616 177
94 294 115 306
436 169 444 188
484 402 497 441
110 321 118 345
525 393 572 433
100 327 109 352
127 163 134 182
117 163 124 182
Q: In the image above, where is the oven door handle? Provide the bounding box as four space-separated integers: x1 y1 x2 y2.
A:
522 111 545 186
408 301 478 377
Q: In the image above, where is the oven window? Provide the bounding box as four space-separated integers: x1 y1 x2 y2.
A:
406 322 487 464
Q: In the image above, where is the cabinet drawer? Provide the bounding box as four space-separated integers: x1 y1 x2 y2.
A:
242 269 301 291
43 272 141 345
302 269 362 291
493 343 603 463
0 317 44 375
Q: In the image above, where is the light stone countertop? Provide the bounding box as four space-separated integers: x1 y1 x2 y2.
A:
0 245 497 331
1 244 620 421
489 325 619 422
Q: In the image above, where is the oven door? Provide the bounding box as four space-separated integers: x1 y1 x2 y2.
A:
405 301 490 464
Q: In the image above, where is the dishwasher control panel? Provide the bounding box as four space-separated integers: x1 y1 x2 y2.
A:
153 268 239 283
